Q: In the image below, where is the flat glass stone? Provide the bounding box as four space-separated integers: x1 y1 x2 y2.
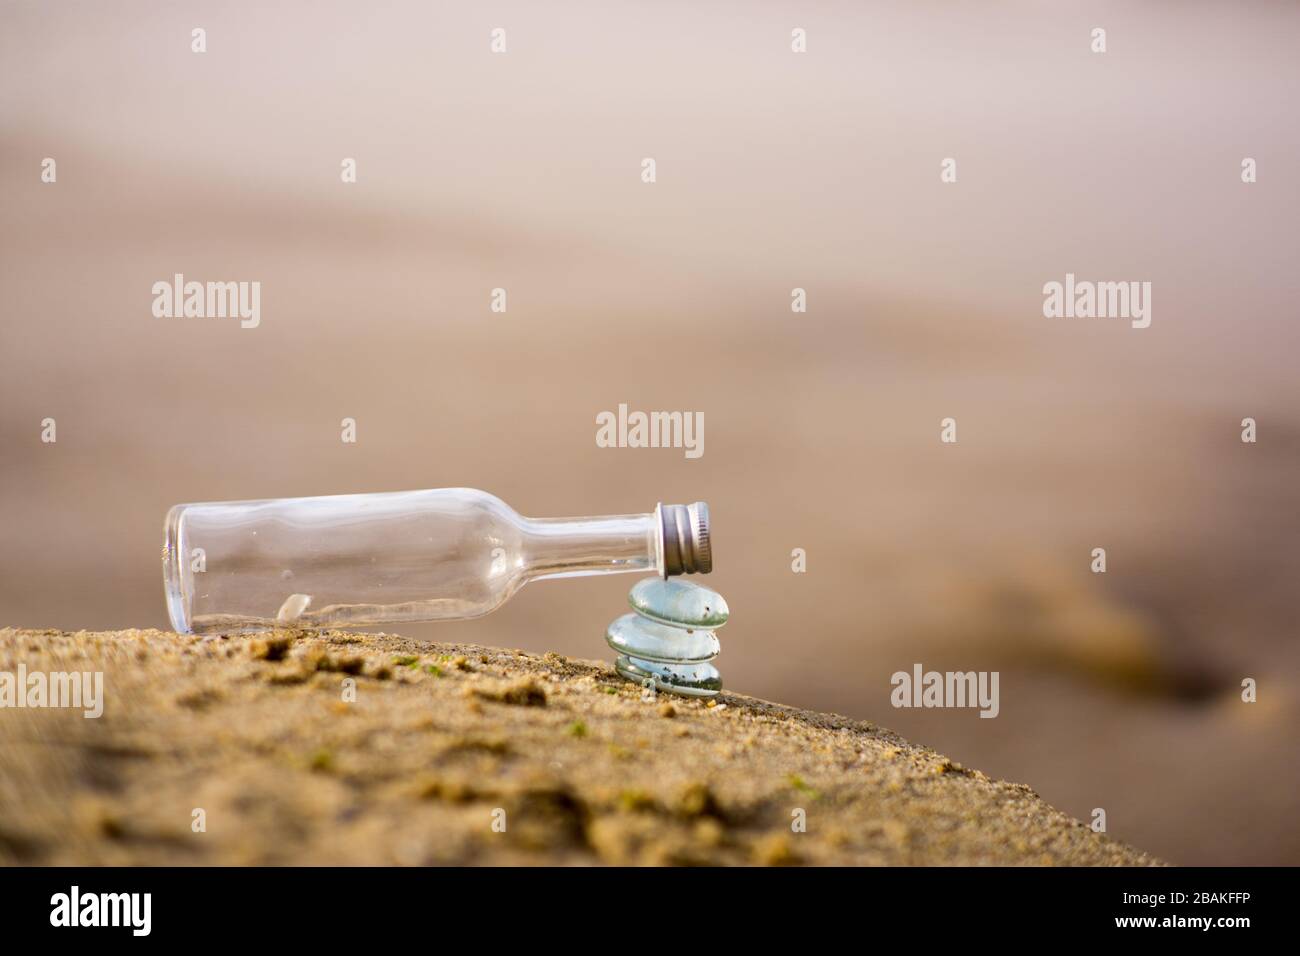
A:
614 655 722 698
605 612 718 664
628 578 729 629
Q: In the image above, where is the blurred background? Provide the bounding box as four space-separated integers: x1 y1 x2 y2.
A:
2 1 1298 864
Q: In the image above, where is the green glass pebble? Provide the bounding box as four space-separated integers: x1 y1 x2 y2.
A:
628 578 729 629
614 655 722 698
605 612 719 664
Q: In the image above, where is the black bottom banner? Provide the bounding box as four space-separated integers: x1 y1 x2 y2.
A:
0 865 1279 943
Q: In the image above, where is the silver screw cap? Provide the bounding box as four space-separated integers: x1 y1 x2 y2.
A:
659 501 712 576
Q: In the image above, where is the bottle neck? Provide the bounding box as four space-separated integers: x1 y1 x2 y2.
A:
521 512 662 581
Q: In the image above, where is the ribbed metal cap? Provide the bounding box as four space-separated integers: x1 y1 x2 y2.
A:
659 501 712 576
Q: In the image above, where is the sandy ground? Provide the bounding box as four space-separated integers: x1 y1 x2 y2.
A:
0 627 1159 866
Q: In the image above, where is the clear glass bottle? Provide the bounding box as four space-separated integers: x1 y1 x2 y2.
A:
163 488 711 634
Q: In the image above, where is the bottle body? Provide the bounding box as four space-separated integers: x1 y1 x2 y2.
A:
163 488 708 634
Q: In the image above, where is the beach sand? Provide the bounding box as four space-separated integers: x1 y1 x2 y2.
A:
0 627 1159 866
